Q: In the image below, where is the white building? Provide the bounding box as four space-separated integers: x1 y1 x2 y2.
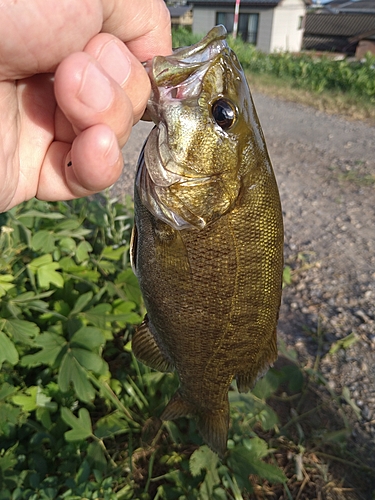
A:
190 0 309 53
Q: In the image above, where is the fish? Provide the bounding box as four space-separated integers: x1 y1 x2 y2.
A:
130 25 284 457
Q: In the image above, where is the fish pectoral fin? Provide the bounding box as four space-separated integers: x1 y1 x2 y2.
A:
154 220 192 276
132 316 173 372
197 403 229 458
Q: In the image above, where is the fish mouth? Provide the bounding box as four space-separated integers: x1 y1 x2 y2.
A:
142 25 231 179
169 24 227 64
145 25 228 105
147 25 227 83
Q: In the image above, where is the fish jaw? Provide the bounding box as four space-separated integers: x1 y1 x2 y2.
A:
136 135 240 231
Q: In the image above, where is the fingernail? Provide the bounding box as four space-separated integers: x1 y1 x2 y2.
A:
97 40 131 87
78 61 114 112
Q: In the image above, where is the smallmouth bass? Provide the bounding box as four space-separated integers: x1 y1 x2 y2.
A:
131 25 284 457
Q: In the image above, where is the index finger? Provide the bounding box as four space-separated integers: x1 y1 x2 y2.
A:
101 0 172 61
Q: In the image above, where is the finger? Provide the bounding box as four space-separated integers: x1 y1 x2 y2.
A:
37 123 123 201
0 0 102 79
101 0 172 60
0 0 172 81
54 51 133 147
3 74 57 210
54 105 75 144
84 33 151 123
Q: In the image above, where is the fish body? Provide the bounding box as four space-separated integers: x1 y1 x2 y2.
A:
131 26 283 456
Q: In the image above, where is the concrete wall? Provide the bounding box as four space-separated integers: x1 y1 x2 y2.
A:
192 7 216 37
270 0 305 52
257 9 274 53
192 0 306 53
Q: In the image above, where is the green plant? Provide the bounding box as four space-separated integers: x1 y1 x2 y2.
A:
229 36 375 103
0 197 286 498
0 195 142 497
172 26 202 48
0 196 373 499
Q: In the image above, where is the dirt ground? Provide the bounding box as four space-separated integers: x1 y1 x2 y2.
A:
113 92 375 494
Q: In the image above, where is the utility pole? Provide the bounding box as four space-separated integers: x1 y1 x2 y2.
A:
232 0 241 39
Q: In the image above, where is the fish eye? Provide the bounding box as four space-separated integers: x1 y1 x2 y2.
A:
211 98 236 130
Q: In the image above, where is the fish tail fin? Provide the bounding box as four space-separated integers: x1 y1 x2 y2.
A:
196 403 229 458
161 391 229 458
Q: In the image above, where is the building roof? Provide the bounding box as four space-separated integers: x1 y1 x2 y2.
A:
322 0 355 11
303 12 375 53
303 34 353 51
304 13 375 37
168 5 192 17
339 0 375 13
323 0 375 13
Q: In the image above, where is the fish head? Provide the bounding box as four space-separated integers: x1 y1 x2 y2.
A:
137 25 266 230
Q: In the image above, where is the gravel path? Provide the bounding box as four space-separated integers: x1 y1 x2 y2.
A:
114 93 375 474
252 94 375 482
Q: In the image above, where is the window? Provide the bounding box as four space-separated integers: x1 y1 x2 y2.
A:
217 12 234 33
216 12 259 45
247 14 259 44
298 16 304 30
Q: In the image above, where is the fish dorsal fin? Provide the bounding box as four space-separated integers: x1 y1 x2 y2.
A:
132 316 173 372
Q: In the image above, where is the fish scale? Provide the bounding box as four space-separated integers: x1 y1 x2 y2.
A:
131 25 283 457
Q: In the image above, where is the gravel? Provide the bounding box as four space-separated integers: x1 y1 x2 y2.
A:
113 92 375 471
252 94 375 453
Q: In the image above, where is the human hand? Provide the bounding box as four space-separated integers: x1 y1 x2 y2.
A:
0 0 171 212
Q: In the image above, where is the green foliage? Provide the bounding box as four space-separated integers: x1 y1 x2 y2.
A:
0 195 143 497
0 195 370 498
0 196 288 498
171 26 202 48
172 27 375 103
